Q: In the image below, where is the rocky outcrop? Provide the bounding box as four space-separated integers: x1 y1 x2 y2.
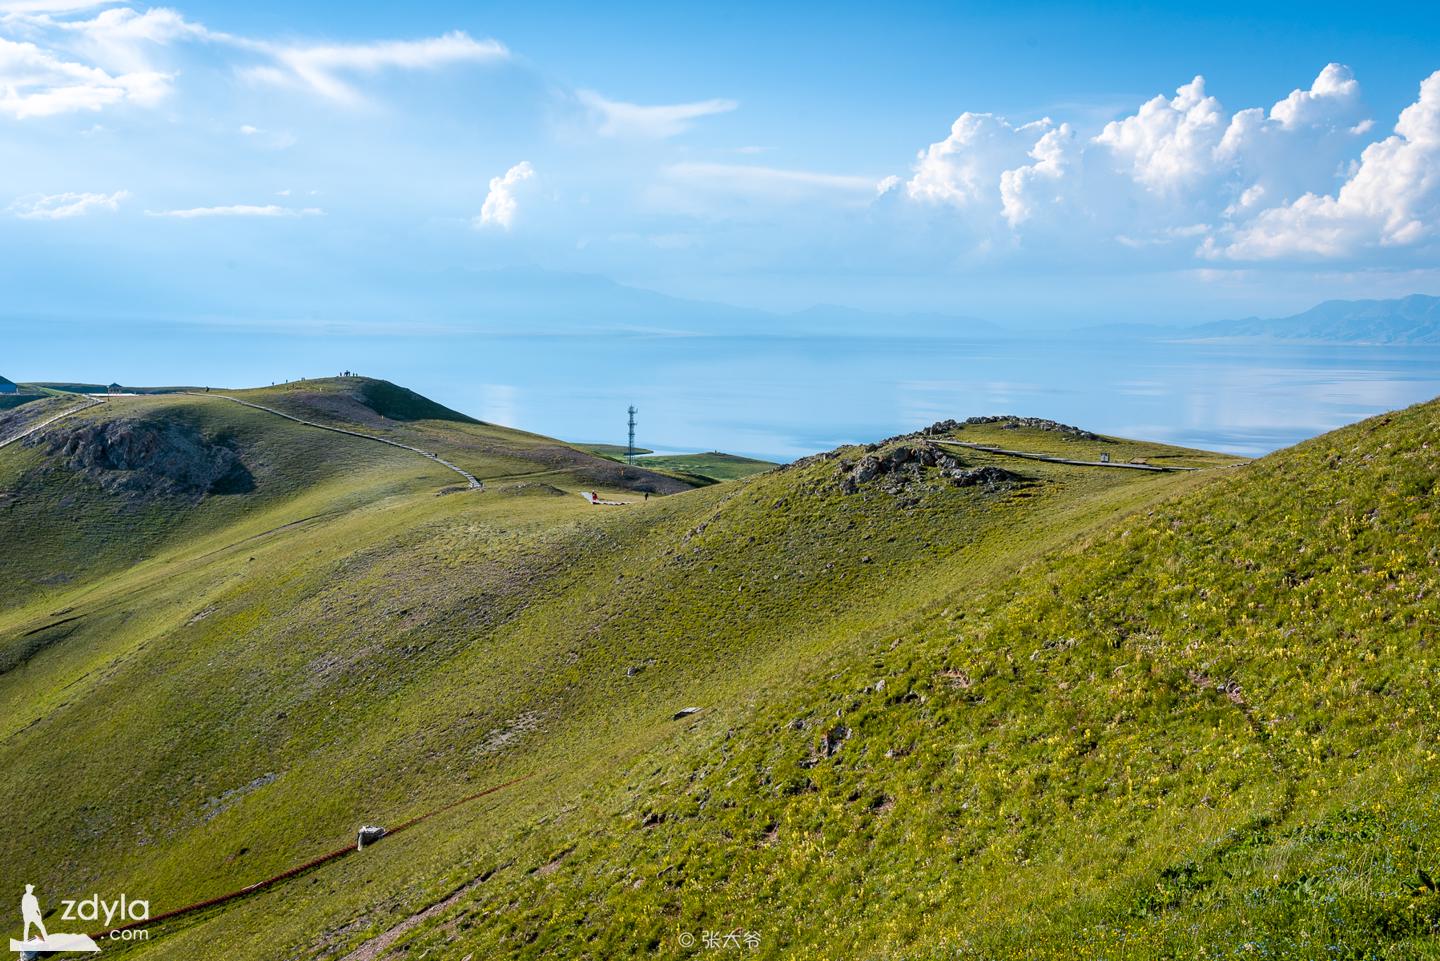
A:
833 442 1023 496
29 417 253 499
959 415 1100 440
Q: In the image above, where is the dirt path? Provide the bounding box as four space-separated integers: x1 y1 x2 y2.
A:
94 775 531 942
936 439 1198 472
337 875 491 961
187 393 483 489
0 395 104 451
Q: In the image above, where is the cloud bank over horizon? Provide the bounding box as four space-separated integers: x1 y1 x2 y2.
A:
1 1 1438 326
893 63 1440 265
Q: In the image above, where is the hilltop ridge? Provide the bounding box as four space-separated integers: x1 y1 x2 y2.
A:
0 384 1434 960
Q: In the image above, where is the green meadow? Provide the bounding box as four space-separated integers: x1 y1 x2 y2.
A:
1 377 1436 959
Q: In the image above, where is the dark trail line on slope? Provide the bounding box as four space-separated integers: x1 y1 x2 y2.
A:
91 774 533 940
185 392 483 489
935 439 1199 472
0 395 105 450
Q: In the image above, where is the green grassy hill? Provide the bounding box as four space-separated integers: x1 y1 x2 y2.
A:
579 446 779 483
634 451 779 482
1 385 1436 960
579 443 656 457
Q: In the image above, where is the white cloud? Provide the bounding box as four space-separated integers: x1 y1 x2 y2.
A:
578 90 737 138
1268 62 1361 129
9 187 126 218
245 31 509 104
476 161 534 230
237 122 296 149
50 6 205 73
999 123 1076 226
1213 69 1440 259
0 34 169 116
904 113 1084 232
0 5 510 116
1213 63 1371 209
147 204 324 218
1093 76 1225 192
0 0 119 12
899 63 1440 264
668 162 880 197
906 113 1049 209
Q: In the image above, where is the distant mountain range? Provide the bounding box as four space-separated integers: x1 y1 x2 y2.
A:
417 267 1002 338
461 273 1435 345
1138 294 1440 345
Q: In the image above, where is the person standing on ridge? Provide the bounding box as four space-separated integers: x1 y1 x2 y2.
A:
21 884 48 943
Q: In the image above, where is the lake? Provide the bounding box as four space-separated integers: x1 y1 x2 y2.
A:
9 322 1440 461
408 334 1440 460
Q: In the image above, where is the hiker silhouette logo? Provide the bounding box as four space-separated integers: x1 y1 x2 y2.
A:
10 885 100 956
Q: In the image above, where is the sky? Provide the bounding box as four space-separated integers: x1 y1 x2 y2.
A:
2 1 1439 348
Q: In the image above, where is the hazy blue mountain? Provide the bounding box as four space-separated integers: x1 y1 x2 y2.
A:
1071 295 1440 345
424 268 1003 338
1186 294 1440 344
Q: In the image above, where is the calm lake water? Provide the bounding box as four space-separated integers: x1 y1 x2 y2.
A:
10 323 1440 461
416 335 1440 460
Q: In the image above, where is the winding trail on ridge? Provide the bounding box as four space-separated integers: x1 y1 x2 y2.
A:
186 392 483 490
0 395 105 451
936 439 1198 472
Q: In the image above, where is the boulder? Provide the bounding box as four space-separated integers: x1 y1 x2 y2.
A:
852 455 882 483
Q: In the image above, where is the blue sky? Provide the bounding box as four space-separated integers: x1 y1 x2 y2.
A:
2 0 1439 342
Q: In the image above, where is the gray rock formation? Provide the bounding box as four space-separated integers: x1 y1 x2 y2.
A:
959 415 1100 440
833 442 1023 496
29 417 253 499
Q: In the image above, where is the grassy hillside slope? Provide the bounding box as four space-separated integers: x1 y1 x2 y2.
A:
406 402 1438 960
0 381 693 613
1 389 1434 960
634 452 779 482
228 378 696 495
581 445 781 483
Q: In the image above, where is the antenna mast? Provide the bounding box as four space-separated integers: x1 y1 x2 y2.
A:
626 406 638 464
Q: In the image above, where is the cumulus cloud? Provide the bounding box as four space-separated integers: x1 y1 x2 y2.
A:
147 203 323 218
1093 77 1225 192
9 188 127 217
578 90 737 138
476 161 535 230
899 62 1437 263
1268 62 1361 129
999 123 1076 226
1212 69 1440 259
906 113 1050 210
1213 62 1371 207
